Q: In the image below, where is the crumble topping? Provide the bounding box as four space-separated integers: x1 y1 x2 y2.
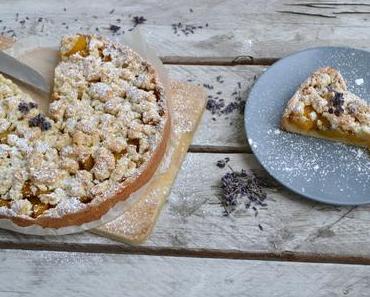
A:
282 67 370 135
0 34 167 219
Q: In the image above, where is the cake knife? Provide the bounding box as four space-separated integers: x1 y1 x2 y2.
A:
0 50 50 95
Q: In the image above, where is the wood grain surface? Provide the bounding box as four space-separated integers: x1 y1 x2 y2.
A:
1 0 370 61
167 65 263 150
0 249 370 297
1 0 370 295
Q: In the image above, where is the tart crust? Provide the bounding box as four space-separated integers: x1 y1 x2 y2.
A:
281 67 370 149
281 118 369 149
0 34 170 228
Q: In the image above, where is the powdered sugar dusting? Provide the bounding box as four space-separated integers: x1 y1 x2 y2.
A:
99 189 162 237
44 197 86 217
170 81 202 134
355 78 364 86
261 127 370 200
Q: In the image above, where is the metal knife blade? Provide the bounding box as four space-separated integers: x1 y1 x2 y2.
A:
0 50 50 94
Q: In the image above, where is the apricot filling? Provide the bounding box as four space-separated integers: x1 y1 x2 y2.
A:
288 105 316 131
64 35 89 57
28 196 50 218
128 139 140 153
79 155 94 171
317 129 370 147
80 196 93 204
289 105 335 132
21 182 51 217
0 130 10 143
288 110 370 147
0 199 9 208
291 118 315 131
113 149 127 161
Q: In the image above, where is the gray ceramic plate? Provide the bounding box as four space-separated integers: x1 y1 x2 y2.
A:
245 47 370 205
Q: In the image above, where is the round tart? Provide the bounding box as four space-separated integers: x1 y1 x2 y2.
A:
0 34 170 228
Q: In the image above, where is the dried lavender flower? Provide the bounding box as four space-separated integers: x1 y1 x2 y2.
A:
109 24 120 33
132 16 147 26
219 168 267 215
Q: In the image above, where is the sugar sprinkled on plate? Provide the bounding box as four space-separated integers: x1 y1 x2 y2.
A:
355 78 364 86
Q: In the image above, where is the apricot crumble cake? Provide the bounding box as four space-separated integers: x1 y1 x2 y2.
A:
281 67 370 148
0 34 170 228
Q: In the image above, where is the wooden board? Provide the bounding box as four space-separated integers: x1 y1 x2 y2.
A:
1 248 370 297
1 1 370 61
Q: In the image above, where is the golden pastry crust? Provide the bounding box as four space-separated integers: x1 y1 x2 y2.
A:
281 67 370 148
0 34 170 228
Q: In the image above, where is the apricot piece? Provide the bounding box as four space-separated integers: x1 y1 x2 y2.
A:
303 105 314 117
0 199 9 208
113 149 127 161
79 155 94 171
32 202 49 217
317 115 330 129
64 35 89 57
21 181 33 198
28 196 49 218
80 196 93 204
0 131 9 143
296 119 315 131
289 114 315 131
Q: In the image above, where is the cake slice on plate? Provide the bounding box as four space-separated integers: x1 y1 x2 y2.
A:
281 67 370 148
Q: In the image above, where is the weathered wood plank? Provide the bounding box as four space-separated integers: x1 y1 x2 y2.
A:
146 153 370 260
1 153 370 264
0 0 369 266
1 0 370 60
166 65 264 149
1 248 370 297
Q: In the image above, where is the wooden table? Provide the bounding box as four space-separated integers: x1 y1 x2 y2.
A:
1 1 370 296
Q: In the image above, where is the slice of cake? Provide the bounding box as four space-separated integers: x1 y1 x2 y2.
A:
281 67 370 149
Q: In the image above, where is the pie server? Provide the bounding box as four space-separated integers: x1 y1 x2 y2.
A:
0 50 50 95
